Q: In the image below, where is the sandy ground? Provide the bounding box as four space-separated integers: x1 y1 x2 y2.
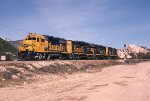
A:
0 62 150 101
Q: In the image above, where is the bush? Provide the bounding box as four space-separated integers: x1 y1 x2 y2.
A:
129 52 150 59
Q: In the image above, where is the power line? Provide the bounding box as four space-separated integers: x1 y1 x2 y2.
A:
0 24 29 33
0 27 26 34
0 32 12 41
0 24 30 40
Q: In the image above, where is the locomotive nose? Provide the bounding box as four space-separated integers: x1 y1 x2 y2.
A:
21 40 34 52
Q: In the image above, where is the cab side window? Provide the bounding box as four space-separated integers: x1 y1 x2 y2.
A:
37 38 39 42
41 39 45 42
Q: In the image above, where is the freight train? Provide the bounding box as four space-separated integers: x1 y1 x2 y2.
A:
18 33 118 60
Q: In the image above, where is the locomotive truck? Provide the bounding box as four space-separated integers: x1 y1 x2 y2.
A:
18 33 118 60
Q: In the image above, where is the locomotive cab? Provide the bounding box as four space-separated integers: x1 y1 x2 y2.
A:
19 33 48 52
18 33 48 60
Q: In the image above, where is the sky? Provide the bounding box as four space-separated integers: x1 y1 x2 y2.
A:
0 0 150 48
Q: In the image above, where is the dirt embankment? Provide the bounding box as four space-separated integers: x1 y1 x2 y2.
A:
0 59 148 87
0 60 150 101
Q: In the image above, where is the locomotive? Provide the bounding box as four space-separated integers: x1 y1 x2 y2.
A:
18 33 118 60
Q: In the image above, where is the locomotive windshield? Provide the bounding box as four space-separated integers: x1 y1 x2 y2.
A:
28 37 36 40
25 37 36 40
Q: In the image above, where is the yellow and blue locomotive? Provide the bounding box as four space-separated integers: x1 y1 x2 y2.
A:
18 33 118 60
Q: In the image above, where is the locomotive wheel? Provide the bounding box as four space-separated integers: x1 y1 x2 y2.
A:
47 54 51 59
25 54 30 60
59 54 63 60
60 54 67 60
38 53 42 60
68 54 73 60
42 53 46 59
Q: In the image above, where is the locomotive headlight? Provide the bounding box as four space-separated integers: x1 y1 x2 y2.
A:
23 44 31 47
23 44 34 51
24 44 28 47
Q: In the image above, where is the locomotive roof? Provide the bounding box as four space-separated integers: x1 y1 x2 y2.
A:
25 33 45 39
44 35 66 41
28 33 117 49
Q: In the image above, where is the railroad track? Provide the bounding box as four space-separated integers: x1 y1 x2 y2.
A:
0 59 148 66
0 59 121 64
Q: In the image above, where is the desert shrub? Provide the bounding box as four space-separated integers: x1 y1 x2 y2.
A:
129 52 150 59
139 52 150 59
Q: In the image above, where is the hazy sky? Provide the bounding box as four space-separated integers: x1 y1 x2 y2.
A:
0 0 150 48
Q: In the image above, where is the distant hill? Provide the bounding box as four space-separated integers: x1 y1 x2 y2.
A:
118 44 150 59
8 40 22 49
0 37 18 60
